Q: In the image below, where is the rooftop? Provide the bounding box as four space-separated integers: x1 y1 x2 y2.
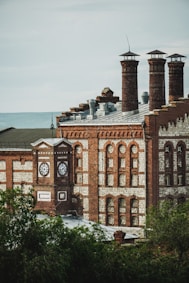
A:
0 128 54 150
58 102 150 126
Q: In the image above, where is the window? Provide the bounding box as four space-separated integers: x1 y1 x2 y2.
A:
131 216 139 226
130 144 139 187
107 174 114 187
131 198 138 214
105 144 114 187
130 198 139 227
107 158 113 168
164 143 173 186
118 198 126 226
106 197 114 225
119 174 126 187
165 174 171 186
177 143 186 186
118 144 126 188
76 158 82 168
74 144 83 184
131 174 138 187
119 158 125 168
107 197 114 213
178 174 183 186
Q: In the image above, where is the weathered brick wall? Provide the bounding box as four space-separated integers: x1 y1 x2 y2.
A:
0 151 33 192
145 98 189 206
59 124 146 226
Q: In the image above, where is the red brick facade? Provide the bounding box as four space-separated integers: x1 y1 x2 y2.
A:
0 49 189 232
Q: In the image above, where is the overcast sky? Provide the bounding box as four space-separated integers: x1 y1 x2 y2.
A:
0 0 189 113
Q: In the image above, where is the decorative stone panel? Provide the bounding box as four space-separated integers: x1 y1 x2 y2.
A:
138 174 145 186
83 197 89 211
99 187 145 198
139 215 145 226
98 152 105 171
159 174 164 186
138 152 145 172
73 186 89 196
139 200 145 214
13 172 33 183
98 173 105 186
99 198 105 212
83 173 88 185
82 152 88 171
0 172 6 182
0 160 6 170
13 161 33 170
159 152 164 171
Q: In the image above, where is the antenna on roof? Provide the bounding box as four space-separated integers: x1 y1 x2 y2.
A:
126 34 130 52
50 114 54 138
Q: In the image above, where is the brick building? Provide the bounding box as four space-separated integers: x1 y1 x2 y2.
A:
0 49 189 232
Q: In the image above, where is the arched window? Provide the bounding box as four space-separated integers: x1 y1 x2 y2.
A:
74 144 83 184
106 197 114 225
118 144 126 187
105 144 114 187
130 144 138 187
130 198 139 227
164 143 173 186
118 198 126 226
177 142 186 186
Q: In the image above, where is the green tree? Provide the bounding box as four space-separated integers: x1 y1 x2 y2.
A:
1 188 189 283
146 200 189 261
0 188 69 283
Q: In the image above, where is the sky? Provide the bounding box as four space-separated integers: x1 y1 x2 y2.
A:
0 0 189 113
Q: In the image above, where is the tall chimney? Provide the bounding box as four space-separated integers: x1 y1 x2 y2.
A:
120 51 139 113
147 50 166 111
167 53 186 102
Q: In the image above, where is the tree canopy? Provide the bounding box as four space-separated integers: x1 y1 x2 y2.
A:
0 188 189 283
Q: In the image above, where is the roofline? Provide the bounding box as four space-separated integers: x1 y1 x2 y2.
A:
31 138 72 147
0 148 32 152
58 122 143 126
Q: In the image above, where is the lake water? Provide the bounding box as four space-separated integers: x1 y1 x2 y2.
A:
0 112 61 129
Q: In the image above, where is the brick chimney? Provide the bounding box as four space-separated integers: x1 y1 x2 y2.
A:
167 53 186 102
120 51 139 113
147 50 166 111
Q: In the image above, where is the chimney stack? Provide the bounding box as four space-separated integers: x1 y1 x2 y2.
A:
147 50 166 111
120 51 139 113
167 53 186 102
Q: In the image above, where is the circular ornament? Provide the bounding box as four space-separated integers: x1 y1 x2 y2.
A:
39 162 49 176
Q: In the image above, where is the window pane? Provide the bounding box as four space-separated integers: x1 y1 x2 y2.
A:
131 174 138 186
107 174 113 186
119 174 126 186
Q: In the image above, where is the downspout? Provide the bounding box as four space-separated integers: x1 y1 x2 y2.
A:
142 120 147 238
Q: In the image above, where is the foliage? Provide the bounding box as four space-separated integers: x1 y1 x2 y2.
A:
0 188 189 283
146 200 189 260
